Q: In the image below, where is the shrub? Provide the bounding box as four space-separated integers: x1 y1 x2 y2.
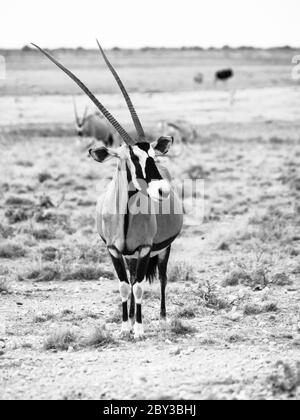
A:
62 266 114 281
80 325 116 348
176 305 197 319
44 329 77 351
15 160 34 167
21 265 60 282
32 228 56 240
5 196 34 207
268 361 300 395
169 262 197 283
38 172 52 183
41 246 58 261
0 278 11 294
243 302 278 315
0 242 26 259
0 223 14 239
223 269 251 286
170 318 197 335
5 208 31 223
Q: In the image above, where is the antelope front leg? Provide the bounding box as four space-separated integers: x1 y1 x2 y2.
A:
133 246 151 340
108 246 131 336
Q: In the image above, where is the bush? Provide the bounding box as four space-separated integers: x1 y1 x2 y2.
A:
0 242 26 259
0 278 11 294
32 228 56 240
5 208 31 223
44 329 77 351
268 361 300 395
62 265 114 281
5 196 34 207
176 305 197 319
80 325 116 348
243 302 278 315
169 262 197 283
0 223 14 239
170 318 197 335
38 172 52 183
21 265 60 282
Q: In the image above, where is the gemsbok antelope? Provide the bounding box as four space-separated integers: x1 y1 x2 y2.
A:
73 98 121 148
159 120 197 146
33 41 183 339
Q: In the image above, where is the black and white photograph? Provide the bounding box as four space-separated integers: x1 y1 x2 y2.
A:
0 0 299 402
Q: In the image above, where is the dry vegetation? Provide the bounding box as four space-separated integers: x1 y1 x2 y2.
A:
0 48 299 400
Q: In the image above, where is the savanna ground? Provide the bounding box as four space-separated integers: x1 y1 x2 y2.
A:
0 48 300 400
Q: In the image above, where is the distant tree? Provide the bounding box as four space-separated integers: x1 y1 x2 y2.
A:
21 44 33 52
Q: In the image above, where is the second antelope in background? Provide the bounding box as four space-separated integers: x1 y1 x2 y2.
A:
73 98 121 147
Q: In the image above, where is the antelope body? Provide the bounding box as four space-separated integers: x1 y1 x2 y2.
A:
73 101 121 148
159 120 197 145
33 41 183 339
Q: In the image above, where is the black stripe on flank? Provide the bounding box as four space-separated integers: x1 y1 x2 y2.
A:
152 234 179 252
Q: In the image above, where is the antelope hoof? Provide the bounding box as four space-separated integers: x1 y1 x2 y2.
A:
134 323 144 340
119 321 132 338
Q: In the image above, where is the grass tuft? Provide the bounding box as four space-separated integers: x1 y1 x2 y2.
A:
170 318 197 335
0 278 12 294
0 242 26 259
80 325 116 348
44 329 77 351
169 262 197 283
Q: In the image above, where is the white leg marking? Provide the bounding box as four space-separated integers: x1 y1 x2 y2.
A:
119 282 130 302
134 322 144 339
133 281 144 304
120 320 132 335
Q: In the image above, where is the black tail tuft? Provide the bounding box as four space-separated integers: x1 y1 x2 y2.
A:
107 133 114 147
146 255 159 283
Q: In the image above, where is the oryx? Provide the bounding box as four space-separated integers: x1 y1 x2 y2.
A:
159 120 198 146
73 98 121 148
33 41 183 339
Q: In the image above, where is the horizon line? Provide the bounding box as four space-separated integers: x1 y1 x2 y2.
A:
1 44 299 52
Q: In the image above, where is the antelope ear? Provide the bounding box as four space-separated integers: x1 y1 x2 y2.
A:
153 136 174 155
89 147 119 163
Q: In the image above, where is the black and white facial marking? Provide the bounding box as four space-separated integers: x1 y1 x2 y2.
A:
128 142 171 201
76 123 83 137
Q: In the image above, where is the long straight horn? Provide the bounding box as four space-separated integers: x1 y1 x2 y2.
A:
31 43 134 145
72 97 80 125
96 40 145 142
82 105 89 123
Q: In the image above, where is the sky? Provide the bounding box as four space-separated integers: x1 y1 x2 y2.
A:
0 0 299 49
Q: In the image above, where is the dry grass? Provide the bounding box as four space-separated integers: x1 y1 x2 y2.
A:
170 318 197 335
44 329 77 351
268 361 300 396
243 302 278 315
19 262 113 282
80 325 116 348
0 278 12 294
176 305 197 319
168 262 197 283
0 242 26 259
